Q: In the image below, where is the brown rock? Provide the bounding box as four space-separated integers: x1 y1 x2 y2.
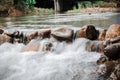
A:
76 25 99 40
105 24 120 39
104 43 120 60
108 64 120 80
97 55 109 65
0 33 12 45
39 29 51 39
96 61 116 76
51 28 73 42
28 31 38 40
98 29 107 41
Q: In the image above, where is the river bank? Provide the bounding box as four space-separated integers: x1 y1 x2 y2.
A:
67 7 120 14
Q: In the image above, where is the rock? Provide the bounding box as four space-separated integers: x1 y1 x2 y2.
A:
6 31 28 44
75 25 99 40
98 29 107 40
51 27 73 42
42 42 53 51
104 43 120 60
97 55 109 65
39 29 51 39
0 33 12 45
96 61 116 76
28 29 51 41
28 31 38 40
0 29 4 34
85 41 104 53
108 64 120 80
105 24 120 39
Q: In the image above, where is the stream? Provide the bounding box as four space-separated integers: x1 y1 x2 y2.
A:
0 12 120 80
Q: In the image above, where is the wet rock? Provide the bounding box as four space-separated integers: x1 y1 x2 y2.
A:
0 29 4 34
85 41 104 53
6 31 27 44
108 63 120 80
39 29 51 39
75 25 99 40
98 29 107 41
28 31 38 40
97 55 109 65
105 24 120 39
42 42 53 51
51 27 73 42
104 43 120 60
28 29 51 40
0 33 12 45
96 61 116 77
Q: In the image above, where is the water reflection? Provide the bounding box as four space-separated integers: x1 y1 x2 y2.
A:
0 12 120 29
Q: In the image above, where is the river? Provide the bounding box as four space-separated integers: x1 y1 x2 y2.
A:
0 12 120 80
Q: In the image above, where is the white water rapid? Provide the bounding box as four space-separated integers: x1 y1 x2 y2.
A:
0 38 100 80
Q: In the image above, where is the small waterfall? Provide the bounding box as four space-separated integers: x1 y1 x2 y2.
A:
0 38 100 80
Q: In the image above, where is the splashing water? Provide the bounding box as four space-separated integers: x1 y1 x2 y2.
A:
0 38 100 80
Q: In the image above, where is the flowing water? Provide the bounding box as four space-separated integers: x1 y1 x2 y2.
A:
0 12 120 80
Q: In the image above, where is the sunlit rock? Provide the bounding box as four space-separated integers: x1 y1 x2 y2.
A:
75 25 99 40
104 43 120 60
98 29 107 41
28 29 51 40
51 27 73 42
105 24 120 39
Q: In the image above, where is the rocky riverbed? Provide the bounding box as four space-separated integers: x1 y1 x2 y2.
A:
0 23 120 80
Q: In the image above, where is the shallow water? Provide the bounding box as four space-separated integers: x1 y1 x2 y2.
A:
0 12 120 80
0 12 120 30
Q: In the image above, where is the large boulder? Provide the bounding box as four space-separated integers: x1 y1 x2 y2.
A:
105 24 120 39
104 43 120 60
75 25 99 40
51 27 73 42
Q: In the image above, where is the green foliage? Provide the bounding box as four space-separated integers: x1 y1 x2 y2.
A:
76 1 92 9
93 1 105 7
26 0 36 4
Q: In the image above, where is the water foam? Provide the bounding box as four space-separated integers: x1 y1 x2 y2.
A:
0 38 100 80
